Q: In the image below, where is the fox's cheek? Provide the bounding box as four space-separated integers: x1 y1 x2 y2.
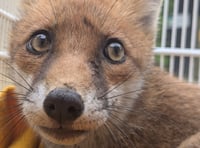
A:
13 49 47 74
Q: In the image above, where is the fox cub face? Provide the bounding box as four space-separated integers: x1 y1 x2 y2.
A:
9 0 161 146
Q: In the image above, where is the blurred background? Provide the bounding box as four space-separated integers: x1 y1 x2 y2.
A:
0 0 20 89
155 0 200 84
0 0 200 90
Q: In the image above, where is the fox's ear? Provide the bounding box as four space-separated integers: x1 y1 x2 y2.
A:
19 0 37 13
20 0 37 7
139 0 162 32
21 0 34 5
122 0 162 33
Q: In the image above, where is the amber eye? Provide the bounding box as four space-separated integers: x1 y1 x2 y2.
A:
26 31 51 55
104 39 126 64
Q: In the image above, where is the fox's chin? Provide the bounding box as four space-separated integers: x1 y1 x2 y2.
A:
37 126 88 145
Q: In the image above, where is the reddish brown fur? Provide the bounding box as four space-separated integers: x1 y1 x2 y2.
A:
8 0 200 147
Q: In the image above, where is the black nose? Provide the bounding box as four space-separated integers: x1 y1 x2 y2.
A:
43 88 84 123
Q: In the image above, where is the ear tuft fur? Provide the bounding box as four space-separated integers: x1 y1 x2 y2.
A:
138 0 163 33
21 0 37 6
121 0 162 33
20 0 37 12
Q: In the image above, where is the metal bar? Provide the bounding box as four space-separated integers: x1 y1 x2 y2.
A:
0 51 9 59
160 55 165 70
188 0 199 83
179 56 184 80
171 0 180 48
169 55 174 76
160 0 169 71
170 0 180 76
0 16 2 51
198 58 200 85
191 0 199 49
181 0 189 48
161 0 169 47
0 8 17 21
154 48 200 56
188 56 194 83
179 0 189 81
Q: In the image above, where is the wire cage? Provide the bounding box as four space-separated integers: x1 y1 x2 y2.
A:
155 0 200 84
0 0 20 89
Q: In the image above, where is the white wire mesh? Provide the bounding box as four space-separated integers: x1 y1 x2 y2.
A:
155 0 200 84
0 0 19 50
0 0 20 89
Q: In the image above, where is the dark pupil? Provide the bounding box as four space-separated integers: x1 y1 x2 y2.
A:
36 34 48 47
110 43 122 55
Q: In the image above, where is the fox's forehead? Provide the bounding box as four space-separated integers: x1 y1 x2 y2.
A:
10 0 161 76
20 0 121 26
13 0 141 60
17 0 162 37
17 0 129 46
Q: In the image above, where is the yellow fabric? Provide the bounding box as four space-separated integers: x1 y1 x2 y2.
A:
0 86 43 148
0 86 10 148
10 129 39 148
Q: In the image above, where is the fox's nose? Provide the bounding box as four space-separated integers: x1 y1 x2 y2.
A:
43 88 84 123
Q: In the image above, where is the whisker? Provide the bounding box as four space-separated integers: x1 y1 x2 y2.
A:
0 90 26 97
0 73 32 92
1 60 33 91
16 97 34 103
103 122 118 144
1 114 22 128
98 72 133 99
99 70 188 100
107 120 132 147
105 89 142 100
0 103 23 112
106 103 157 119
0 109 23 130
0 79 15 84
106 106 135 114
104 80 187 101
0 92 33 103
0 112 27 144
108 114 137 148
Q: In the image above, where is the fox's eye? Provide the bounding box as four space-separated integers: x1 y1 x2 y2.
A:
104 39 125 64
26 31 51 55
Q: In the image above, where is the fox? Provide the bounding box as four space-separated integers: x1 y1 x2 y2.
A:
3 0 200 147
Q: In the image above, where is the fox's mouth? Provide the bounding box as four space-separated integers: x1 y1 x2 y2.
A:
39 126 88 140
